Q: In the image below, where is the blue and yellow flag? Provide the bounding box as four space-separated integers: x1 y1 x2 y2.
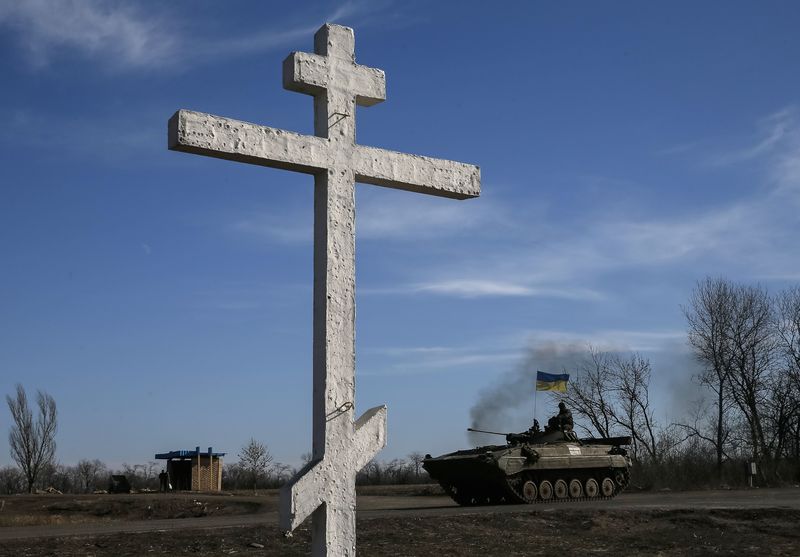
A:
536 371 569 392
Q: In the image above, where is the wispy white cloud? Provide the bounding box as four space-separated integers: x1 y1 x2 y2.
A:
359 345 520 377
519 329 687 353
598 203 757 265
361 334 526 376
227 106 800 300
363 345 453 356
415 280 539 297
357 192 498 240
442 199 787 298
709 108 795 166
366 189 783 300
189 1 373 61
0 0 392 71
358 326 686 377
230 191 501 244
767 112 800 197
774 149 800 195
362 280 605 300
0 0 175 69
232 214 311 245
388 107 800 298
360 206 738 300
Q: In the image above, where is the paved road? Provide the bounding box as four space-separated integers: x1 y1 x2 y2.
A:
358 487 800 519
1 488 798 541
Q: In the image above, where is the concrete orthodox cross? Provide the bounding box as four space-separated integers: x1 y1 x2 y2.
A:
168 23 480 555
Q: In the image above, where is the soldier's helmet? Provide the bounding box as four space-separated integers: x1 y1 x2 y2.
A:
558 402 566 411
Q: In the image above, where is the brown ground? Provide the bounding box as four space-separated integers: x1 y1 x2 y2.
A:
1 487 799 556
0 492 270 528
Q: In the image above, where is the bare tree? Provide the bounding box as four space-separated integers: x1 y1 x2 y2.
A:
357 459 383 485
272 462 294 485
559 347 615 438
238 438 273 492
75 459 107 493
384 458 411 484
685 280 782 466
764 372 800 460
772 286 800 458
776 286 800 376
222 462 245 490
0 465 25 494
407 452 425 481
607 353 661 461
6 384 57 493
557 347 662 461
683 277 738 475
673 397 732 468
726 284 776 462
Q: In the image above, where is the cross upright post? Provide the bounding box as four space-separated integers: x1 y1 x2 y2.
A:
168 23 480 556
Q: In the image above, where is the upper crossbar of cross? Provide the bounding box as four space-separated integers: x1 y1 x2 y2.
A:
284 23 385 142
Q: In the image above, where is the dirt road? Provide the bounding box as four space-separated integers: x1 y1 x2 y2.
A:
1 487 798 542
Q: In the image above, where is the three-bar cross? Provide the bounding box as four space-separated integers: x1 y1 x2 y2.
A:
168 23 480 556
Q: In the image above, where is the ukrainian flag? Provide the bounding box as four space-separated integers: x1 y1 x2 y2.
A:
536 371 569 392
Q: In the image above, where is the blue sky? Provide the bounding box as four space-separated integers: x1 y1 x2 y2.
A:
1 1 799 469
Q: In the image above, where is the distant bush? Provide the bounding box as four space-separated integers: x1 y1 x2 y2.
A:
0 466 25 494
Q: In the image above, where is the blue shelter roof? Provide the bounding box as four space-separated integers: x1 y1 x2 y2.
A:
155 448 226 459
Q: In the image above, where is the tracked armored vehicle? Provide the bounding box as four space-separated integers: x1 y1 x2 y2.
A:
422 426 631 506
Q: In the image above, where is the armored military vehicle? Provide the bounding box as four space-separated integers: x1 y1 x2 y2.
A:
422 425 631 506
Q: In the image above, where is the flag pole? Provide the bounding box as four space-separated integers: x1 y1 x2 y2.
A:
533 370 539 425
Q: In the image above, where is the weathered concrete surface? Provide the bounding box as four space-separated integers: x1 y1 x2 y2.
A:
169 110 329 173
168 23 480 556
169 111 479 198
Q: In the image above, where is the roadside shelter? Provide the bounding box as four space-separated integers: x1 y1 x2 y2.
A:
155 446 225 491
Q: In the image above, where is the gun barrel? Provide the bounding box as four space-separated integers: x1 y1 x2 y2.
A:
467 428 507 436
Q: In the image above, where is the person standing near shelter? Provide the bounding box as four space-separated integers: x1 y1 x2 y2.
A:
159 469 167 493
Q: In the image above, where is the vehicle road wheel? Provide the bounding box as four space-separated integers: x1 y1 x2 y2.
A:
539 480 553 501
614 470 628 488
451 485 478 506
522 480 538 504
584 478 599 498
601 477 615 497
485 488 504 505
568 478 583 499
554 479 568 499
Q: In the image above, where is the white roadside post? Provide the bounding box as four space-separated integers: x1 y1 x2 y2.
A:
168 23 480 555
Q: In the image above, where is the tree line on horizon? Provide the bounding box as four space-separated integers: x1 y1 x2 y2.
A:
4 276 799 494
0 394 431 494
0 435 431 495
